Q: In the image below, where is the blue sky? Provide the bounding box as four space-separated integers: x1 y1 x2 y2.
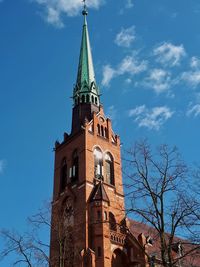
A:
0 0 200 264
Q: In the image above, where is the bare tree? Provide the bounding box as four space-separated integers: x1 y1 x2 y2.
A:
0 203 76 267
0 228 49 267
123 140 200 267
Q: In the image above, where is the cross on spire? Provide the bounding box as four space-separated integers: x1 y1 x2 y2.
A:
82 0 88 16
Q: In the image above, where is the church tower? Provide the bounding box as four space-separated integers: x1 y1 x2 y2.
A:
49 5 148 267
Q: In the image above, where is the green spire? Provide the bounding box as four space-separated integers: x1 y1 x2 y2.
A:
73 6 100 106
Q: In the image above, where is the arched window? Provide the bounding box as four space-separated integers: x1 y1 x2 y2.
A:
97 124 100 135
105 153 114 185
94 148 103 180
95 97 97 105
109 212 117 231
91 95 94 103
86 94 90 103
104 127 108 138
60 158 67 192
81 95 85 103
101 125 104 137
71 150 79 182
112 249 128 267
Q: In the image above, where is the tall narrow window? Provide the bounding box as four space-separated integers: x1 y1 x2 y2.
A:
104 211 108 221
91 95 94 103
60 158 67 192
94 148 103 180
71 150 79 182
97 247 102 257
97 210 101 221
101 126 104 137
105 153 114 185
104 127 108 138
109 212 117 231
81 95 85 103
97 124 100 135
86 94 90 103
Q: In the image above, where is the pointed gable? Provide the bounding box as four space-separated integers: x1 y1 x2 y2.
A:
89 181 110 203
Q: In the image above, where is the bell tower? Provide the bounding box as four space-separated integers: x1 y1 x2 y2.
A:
49 4 141 267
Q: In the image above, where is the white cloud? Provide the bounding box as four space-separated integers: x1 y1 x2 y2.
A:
118 56 147 74
187 104 200 117
153 42 186 67
33 0 104 27
190 56 200 69
129 105 146 117
129 105 173 130
46 6 64 28
102 65 116 87
144 68 172 94
125 0 134 9
0 160 6 174
102 55 147 87
115 26 136 47
181 70 200 88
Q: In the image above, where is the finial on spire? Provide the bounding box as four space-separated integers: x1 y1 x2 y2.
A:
82 0 88 16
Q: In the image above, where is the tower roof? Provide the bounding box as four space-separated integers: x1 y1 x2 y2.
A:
89 181 110 203
73 6 100 104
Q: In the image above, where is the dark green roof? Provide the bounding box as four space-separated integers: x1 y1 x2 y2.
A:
73 11 100 104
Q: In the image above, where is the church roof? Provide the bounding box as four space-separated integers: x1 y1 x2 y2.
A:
89 181 110 203
128 219 200 266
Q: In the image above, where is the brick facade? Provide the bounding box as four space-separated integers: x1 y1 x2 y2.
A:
49 102 151 267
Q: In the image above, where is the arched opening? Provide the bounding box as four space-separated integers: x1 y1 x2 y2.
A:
60 158 67 192
111 249 128 267
104 211 108 221
95 97 98 105
104 127 108 138
71 150 79 182
101 125 104 137
86 94 90 103
94 147 103 180
97 124 100 135
105 153 114 185
91 95 94 103
109 212 117 231
81 94 85 103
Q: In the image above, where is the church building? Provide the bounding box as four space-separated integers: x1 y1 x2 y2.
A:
49 5 164 267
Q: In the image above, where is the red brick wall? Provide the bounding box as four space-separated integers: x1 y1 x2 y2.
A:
50 107 126 267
